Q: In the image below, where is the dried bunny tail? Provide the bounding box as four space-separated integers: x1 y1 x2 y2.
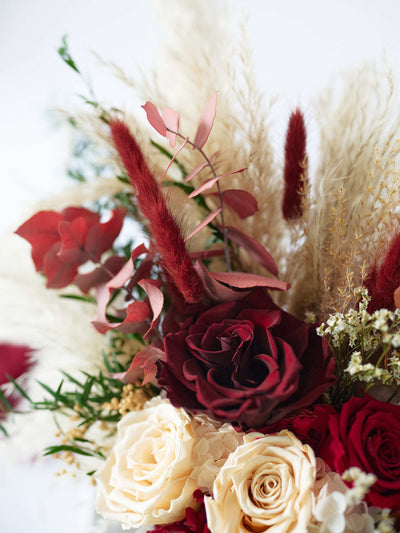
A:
110 119 205 304
91 2 282 271
288 62 400 319
282 109 308 221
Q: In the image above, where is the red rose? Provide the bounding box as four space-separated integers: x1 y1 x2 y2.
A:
261 404 338 453
319 395 400 510
158 289 335 429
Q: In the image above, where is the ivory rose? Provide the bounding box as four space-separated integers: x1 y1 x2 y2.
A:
204 430 316 533
95 398 243 529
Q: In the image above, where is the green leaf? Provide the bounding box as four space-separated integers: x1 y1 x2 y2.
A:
0 387 13 412
67 169 86 182
60 371 85 389
57 35 80 74
102 351 113 373
59 294 96 304
43 444 104 459
116 174 130 184
5 375 33 405
81 377 95 406
0 423 9 437
37 380 67 404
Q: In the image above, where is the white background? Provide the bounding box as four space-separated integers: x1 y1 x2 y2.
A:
1 1 400 532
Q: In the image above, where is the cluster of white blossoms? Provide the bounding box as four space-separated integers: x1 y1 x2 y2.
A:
345 352 392 384
317 288 400 387
95 398 381 533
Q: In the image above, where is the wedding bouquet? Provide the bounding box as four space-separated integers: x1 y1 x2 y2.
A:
2 4 400 532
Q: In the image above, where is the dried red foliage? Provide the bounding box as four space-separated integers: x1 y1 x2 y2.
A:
109 119 204 304
15 207 125 289
282 109 308 221
364 230 400 312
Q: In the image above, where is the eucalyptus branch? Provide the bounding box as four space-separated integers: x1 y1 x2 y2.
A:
171 129 232 272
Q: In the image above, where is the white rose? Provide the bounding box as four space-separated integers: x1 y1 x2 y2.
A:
95 398 198 529
204 430 316 533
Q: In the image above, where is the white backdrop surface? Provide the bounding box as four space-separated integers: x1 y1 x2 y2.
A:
1 1 400 532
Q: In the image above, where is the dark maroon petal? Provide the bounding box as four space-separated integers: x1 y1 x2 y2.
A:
159 287 335 429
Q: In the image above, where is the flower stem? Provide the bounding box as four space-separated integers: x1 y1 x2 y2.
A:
170 130 232 271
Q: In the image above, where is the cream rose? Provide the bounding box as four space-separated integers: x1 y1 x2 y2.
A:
95 398 243 529
204 430 317 533
95 398 198 528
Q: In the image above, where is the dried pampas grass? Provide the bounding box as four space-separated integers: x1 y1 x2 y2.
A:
0 232 110 456
285 63 400 319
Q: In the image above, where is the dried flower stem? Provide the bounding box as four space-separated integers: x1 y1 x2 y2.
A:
170 129 232 271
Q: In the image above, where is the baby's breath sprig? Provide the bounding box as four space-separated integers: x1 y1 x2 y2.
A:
317 287 400 406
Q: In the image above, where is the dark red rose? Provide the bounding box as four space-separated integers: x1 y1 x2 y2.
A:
319 395 400 510
158 289 335 429
261 404 338 453
151 490 210 533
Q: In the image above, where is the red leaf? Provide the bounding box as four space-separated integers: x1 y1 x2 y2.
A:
91 245 149 333
185 208 222 242
221 189 258 218
15 211 62 270
184 161 209 183
57 218 89 264
189 249 225 260
211 271 290 291
122 344 166 385
126 248 155 293
161 138 188 181
162 107 179 147
85 208 126 262
61 207 100 225
43 243 80 288
193 260 252 302
194 92 217 149
138 279 164 336
93 284 110 324
395 286 400 309
108 244 148 290
74 256 127 294
188 168 247 198
224 226 279 276
142 102 167 137
93 300 150 335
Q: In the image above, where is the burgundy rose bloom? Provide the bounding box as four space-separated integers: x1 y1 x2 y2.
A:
152 490 210 533
319 395 400 510
158 289 335 429
261 404 338 453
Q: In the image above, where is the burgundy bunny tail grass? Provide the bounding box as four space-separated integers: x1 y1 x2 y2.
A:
110 119 205 304
282 109 308 221
364 230 400 312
